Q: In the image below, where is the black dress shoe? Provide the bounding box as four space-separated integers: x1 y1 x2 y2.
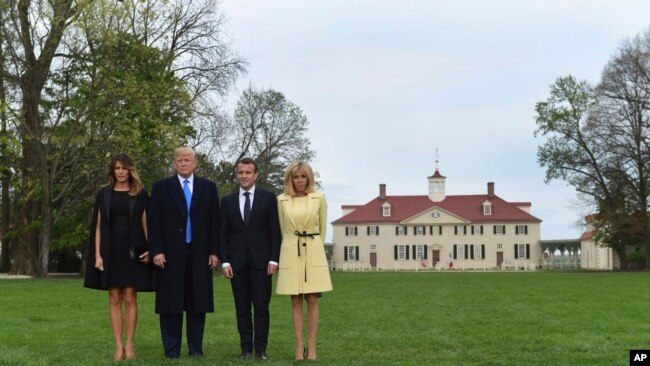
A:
255 352 268 360
240 351 252 360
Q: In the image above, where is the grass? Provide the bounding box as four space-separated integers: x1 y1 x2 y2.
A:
1 271 649 365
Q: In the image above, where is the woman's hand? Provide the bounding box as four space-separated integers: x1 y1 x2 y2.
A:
95 256 104 271
139 251 150 264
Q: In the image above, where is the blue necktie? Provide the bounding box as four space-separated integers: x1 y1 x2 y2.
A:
183 180 192 244
243 192 251 226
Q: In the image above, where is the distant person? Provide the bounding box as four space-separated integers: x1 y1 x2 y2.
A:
84 153 153 362
148 147 220 359
219 157 281 360
276 161 332 361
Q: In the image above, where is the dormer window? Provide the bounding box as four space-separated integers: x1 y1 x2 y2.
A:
482 201 492 216
382 202 391 217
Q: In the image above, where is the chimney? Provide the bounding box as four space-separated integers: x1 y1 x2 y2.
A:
487 182 495 198
379 184 386 200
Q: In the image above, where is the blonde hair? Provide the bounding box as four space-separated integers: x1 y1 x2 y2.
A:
174 146 196 161
283 161 316 196
107 154 143 196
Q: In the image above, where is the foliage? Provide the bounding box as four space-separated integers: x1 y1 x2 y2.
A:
205 86 315 194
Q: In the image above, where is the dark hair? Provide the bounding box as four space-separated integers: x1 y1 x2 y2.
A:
236 157 258 173
107 154 143 196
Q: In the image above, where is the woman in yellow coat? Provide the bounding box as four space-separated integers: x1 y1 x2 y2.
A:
276 161 332 361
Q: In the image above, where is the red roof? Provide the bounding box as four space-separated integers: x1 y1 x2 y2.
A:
427 170 446 179
579 231 593 241
332 194 541 224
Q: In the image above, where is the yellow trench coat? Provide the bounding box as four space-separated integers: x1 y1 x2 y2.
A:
276 191 333 295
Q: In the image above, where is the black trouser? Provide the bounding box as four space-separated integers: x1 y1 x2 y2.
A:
231 250 272 354
160 245 206 358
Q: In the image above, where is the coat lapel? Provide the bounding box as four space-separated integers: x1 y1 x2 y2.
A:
102 188 112 224
280 194 298 230
168 176 187 218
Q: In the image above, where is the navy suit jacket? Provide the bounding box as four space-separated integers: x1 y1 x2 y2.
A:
219 187 281 271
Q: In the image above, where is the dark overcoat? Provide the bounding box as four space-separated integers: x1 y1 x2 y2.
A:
147 175 220 314
219 188 281 271
83 187 154 291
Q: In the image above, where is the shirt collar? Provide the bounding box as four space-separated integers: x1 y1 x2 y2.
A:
178 174 194 186
240 185 256 196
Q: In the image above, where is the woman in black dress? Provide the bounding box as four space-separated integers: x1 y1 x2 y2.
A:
84 154 153 361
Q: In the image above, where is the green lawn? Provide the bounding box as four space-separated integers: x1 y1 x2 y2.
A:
1 271 648 365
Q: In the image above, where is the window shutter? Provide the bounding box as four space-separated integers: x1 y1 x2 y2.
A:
367 226 370 235
395 226 398 235
394 246 398 260
404 226 407 236
471 226 475 235
412 245 416 259
453 244 457 259
429 226 433 235
481 244 485 259
470 245 474 259
464 244 469 259
526 244 530 259
493 225 496 234
355 246 360 261
525 226 528 235
354 226 358 236
424 245 428 259
454 226 458 235
344 246 348 261
439 226 443 235
463 226 467 235
345 227 348 236
515 226 519 235
480 225 484 235
514 244 518 259
405 245 410 260
376 226 379 235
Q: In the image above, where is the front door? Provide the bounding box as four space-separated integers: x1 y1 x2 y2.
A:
497 251 503 267
431 250 440 267
370 252 377 268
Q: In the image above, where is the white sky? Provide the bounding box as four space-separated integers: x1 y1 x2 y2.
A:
220 0 650 241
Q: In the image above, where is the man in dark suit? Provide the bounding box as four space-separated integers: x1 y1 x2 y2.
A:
148 146 220 359
219 157 281 360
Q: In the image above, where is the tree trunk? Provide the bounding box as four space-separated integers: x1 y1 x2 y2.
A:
37 193 53 277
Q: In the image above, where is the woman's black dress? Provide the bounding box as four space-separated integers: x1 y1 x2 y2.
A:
108 191 136 287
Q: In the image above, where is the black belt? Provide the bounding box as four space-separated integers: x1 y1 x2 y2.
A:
294 231 318 257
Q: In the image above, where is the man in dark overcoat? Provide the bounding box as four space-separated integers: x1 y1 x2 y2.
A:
219 158 281 360
148 146 220 358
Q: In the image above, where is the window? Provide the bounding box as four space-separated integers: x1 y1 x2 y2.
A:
454 225 467 235
433 182 444 192
344 246 359 261
382 205 391 217
515 225 528 235
494 225 506 235
367 226 379 236
471 225 483 235
483 204 492 215
473 245 485 260
370 244 377 251
413 245 427 260
396 226 407 236
394 245 409 260
415 226 425 235
345 226 358 236
497 243 503 249
514 244 530 259
453 244 465 260
430 225 442 235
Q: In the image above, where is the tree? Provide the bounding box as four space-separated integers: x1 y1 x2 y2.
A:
536 29 650 269
205 86 315 195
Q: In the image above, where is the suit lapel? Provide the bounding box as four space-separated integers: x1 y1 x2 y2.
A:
302 192 316 229
190 177 204 213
